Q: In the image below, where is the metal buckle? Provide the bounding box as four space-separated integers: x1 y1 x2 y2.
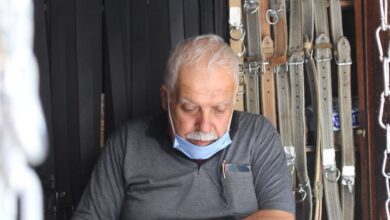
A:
261 60 270 74
314 55 332 62
335 58 352 66
245 61 271 74
274 63 289 74
288 60 305 66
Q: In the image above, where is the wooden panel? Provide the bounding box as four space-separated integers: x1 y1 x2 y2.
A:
356 0 389 218
353 0 371 218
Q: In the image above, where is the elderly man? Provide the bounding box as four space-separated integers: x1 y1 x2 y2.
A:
72 34 295 219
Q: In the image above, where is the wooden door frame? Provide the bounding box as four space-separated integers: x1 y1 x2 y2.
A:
355 0 388 218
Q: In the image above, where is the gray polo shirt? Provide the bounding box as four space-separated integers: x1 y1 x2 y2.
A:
72 111 295 220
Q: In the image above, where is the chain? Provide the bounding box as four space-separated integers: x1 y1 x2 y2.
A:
376 0 390 218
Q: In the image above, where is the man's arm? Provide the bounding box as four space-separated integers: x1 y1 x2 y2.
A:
243 210 294 220
250 119 296 217
72 129 126 219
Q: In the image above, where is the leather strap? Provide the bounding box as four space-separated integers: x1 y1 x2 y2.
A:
105 0 131 130
243 0 261 60
307 54 324 220
336 37 355 220
243 0 261 113
168 0 185 48
34 0 55 178
244 63 261 113
301 0 323 217
270 0 288 133
76 0 103 194
259 0 277 127
48 0 79 206
288 0 312 218
229 0 246 111
276 67 293 148
269 0 287 64
314 8 343 216
329 0 355 218
270 0 289 133
270 0 293 195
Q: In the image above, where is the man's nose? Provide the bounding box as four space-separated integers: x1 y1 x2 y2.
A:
197 111 212 132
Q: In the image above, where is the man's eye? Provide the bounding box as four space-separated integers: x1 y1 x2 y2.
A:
182 106 198 113
214 107 227 114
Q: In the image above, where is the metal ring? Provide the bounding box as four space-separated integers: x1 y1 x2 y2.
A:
325 167 341 182
295 185 307 203
230 26 246 41
244 0 259 14
266 9 279 25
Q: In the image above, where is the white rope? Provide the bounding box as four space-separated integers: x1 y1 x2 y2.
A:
0 0 47 219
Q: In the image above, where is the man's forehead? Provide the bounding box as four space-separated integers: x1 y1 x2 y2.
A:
177 97 231 106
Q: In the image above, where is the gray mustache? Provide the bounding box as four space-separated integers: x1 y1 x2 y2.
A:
186 131 218 141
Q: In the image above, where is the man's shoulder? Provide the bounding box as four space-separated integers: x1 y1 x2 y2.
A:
107 113 166 143
234 111 274 131
233 111 280 147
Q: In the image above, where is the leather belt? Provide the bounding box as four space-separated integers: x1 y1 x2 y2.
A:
243 0 261 60
329 0 355 219
259 0 277 127
300 0 324 218
229 0 245 111
305 49 324 220
314 0 342 216
243 62 261 113
269 0 294 199
288 0 313 218
243 0 261 114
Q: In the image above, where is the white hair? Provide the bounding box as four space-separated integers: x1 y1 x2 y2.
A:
164 34 239 95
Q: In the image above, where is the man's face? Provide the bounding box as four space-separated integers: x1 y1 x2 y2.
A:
161 61 236 146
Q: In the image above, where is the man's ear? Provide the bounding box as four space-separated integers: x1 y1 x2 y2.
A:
160 84 169 111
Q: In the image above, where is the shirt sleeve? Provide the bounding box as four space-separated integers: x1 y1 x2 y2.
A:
251 120 296 214
72 128 127 220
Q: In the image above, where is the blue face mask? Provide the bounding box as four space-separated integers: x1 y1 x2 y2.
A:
167 101 233 160
172 131 232 160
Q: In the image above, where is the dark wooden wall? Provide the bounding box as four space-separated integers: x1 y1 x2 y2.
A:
33 0 228 217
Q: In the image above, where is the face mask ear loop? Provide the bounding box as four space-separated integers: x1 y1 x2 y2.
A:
227 98 235 132
167 96 177 135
